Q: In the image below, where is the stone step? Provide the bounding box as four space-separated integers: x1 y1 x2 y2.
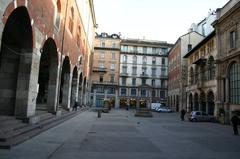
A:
0 107 89 149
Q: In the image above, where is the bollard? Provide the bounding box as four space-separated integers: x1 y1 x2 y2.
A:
98 110 101 118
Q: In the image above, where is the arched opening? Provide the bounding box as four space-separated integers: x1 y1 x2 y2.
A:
189 93 193 112
71 66 78 107
130 98 137 108
37 38 58 111
194 93 199 111
0 7 32 116
60 57 70 108
200 91 206 112
207 91 215 115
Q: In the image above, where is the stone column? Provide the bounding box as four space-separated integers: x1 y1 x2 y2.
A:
62 74 72 110
15 50 39 118
47 64 60 113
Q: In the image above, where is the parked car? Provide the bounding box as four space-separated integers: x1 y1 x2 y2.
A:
156 107 172 113
151 103 162 111
188 111 214 122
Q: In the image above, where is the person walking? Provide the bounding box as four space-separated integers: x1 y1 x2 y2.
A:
180 109 186 121
231 115 239 135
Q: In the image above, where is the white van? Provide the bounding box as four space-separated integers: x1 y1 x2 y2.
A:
150 103 162 110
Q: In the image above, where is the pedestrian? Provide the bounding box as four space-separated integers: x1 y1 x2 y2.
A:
180 109 186 121
73 101 78 111
231 115 239 135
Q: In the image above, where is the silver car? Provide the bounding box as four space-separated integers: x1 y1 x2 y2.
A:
188 111 214 122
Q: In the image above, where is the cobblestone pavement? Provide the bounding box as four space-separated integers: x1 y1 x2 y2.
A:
0 109 240 159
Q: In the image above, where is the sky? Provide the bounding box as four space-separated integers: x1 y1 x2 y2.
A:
93 0 229 43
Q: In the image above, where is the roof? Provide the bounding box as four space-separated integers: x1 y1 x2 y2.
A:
183 31 216 58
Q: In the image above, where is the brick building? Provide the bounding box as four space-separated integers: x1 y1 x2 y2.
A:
168 32 204 112
0 0 96 120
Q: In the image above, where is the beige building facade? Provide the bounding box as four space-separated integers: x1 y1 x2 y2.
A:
184 31 217 115
90 32 121 108
213 0 240 123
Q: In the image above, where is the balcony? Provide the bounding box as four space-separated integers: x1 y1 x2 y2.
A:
120 72 128 76
92 67 107 72
159 75 168 79
92 80 118 86
140 73 148 78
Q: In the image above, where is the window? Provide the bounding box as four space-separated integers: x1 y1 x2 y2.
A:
143 47 147 53
160 91 165 98
68 7 74 33
77 26 81 47
188 44 192 52
110 75 114 83
152 68 156 76
110 63 115 70
190 67 194 84
141 90 146 96
112 42 116 48
208 57 215 80
108 87 115 94
133 46 137 52
161 48 168 55
101 41 105 47
152 47 156 54
162 58 165 65
123 45 128 52
152 57 156 65
132 78 136 85
142 67 147 75
122 77 126 85
112 52 116 60
132 67 137 75
133 56 137 64
142 79 146 85
122 66 127 73
161 67 166 75
100 52 105 59
55 0 61 29
121 88 127 95
230 31 236 49
99 62 104 68
152 90 156 97
152 79 155 86
99 75 104 82
123 55 127 62
131 89 136 96
229 63 240 104
143 56 147 64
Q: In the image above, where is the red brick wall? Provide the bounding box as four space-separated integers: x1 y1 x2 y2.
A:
2 0 91 77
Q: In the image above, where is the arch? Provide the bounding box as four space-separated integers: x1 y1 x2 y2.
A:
189 93 193 112
36 38 58 112
0 7 33 116
207 90 215 115
60 56 71 108
199 91 206 112
228 62 240 104
71 66 78 107
194 93 199 111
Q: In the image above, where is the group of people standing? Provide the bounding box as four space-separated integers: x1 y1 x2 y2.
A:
179 109 239 135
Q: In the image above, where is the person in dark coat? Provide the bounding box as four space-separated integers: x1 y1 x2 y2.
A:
231 115 239 135
73 101 79 111
180 109 186 121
